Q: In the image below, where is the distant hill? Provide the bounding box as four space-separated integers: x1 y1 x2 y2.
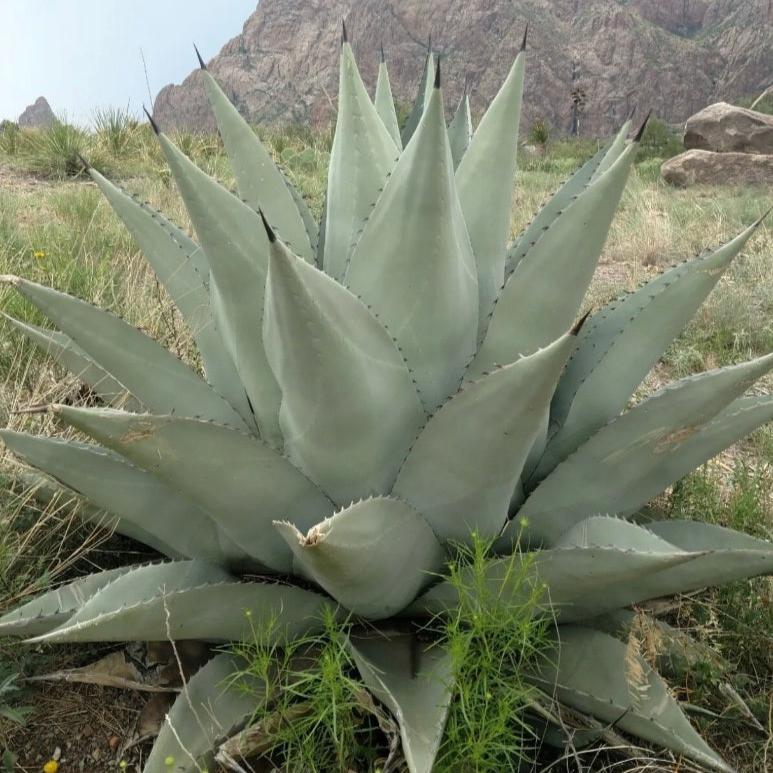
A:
153 0 773 136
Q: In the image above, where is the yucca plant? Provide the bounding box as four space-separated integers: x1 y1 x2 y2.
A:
1 28 772 773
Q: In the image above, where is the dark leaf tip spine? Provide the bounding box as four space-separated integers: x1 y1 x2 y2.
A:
380 43 385 63
194 43 207 70
434 57 441 89
342 20 348 45
259 209 277 243
634 110 652 142
76 153 91 171
143 106 160 135
571 310 592 336
521 24 528 51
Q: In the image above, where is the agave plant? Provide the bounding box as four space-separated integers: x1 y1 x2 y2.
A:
1 27 772 773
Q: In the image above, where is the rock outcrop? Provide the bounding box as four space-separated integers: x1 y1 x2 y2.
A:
152 0 773 136
18 97 56 129
684 102 773 154
661 149 773 186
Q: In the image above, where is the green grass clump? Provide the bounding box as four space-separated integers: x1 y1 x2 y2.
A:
435 533 549 772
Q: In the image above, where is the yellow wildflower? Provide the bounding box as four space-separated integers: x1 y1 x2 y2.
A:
43 762 59 773
33 250 46 259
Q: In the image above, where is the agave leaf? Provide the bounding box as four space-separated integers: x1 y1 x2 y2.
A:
375 53 402 150
144 653 264 773
199 68 316 260
29 561 331 644
90 170 254 426
556 516 773 608
0 431 238 565
456 49 525 324
447 92 472 170
401 49 435 146
275 497 444 619
4 277 248 431
517 354 773 545
263 232 424 505
646 518 773 552
0 566 132 638
4 316 140 410
536 221 763 481
345 82 479 411
505 120 630 275
350 633 453 773
155 133 288 445
530 626 734 772
470 141 638 376
393 333 575 543
407 545 696 622
323 41 398 280
55 407 334 573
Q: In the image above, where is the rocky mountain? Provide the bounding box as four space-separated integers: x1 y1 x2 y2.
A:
153 0 772 136
18 97 56 128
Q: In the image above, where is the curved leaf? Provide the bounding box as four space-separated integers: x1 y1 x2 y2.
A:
200 67 315 260
275 497 443 619
536 221 763 481
517 354 773 545
470 141 638 377
456 50 525 324
55 407 334 573
323 42 398 280
4 315 140 410
530 627 733 772
401 49 434 146
0 566 132 638
145 652 264 773
3 277 247 430
393 333 575 543
346 83 479 411
0 430 240 565
29 561 331 644
263 233 424 505
350 633 453 773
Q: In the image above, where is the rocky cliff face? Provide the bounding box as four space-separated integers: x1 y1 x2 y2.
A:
153 0 772 137
18 96 56 128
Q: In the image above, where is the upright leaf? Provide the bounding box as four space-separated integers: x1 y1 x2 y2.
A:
55 407 335 573
401 48 435 145
447 91 472 169
263 232 424 505
350 633 453 773
346 78 479 411
456 48 525 325
155 132 286 444
470 141 638 377
323 41 398 280
199 65 316 259
275 497 443 619
3 277 247 431
393 333 575 543
517 354 773 544
374 49 402 149
535 220 763 481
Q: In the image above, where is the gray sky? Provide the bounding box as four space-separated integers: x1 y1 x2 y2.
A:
1 0 258 125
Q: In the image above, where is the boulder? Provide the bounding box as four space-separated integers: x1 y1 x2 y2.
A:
684 102 773 154
18 97 56 129
661 149 773 187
